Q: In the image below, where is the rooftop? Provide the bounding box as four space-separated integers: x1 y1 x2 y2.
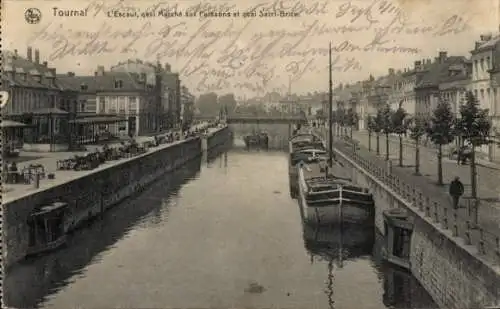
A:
2 49 61 90
57 71 148 93
415 55 469 89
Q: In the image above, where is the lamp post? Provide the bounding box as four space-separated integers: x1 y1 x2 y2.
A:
328 42 334 167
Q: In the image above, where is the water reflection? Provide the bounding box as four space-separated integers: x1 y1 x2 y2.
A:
303 223 375 309
302 221 437 309
3 158 202 309
381 262 438 309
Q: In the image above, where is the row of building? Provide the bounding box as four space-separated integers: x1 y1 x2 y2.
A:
1 47 195 151
325 31 500 163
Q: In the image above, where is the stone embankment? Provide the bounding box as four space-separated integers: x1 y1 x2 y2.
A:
327 134 500 309
3 126 231 269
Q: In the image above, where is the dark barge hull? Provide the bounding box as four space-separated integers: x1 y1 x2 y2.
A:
298 169 375 226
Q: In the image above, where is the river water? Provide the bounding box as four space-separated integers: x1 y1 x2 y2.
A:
4 143 438 309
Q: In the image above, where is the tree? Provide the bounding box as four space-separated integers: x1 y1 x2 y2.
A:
345 108 359 139
367 115 377 152
408 116 428 175
315 109 325 120
379 104 394 161
391 106 409 167
331 110 339 136
455 91 492 199
196 92 218 116
427 99 455 185
336 107 347 136
373 109 385 155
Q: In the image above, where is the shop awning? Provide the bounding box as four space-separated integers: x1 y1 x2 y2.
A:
31 107 69 115
69 116 128 124
1 120 29 128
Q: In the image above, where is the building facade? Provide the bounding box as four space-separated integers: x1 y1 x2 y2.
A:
180 85 195 128
469 33 500 160
488 46 500 162
2 47 78 151
58 66 160 139
110 59 181 130
415 52 469 121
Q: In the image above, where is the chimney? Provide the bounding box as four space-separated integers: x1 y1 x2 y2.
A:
43 61 48 67
439 51 447 63
96 65 105 76
164 63 171 72
67 72 75 77
388 68 395 75
27 47 33 61
414 60 422 71
13 49 18 59
34 49 40 64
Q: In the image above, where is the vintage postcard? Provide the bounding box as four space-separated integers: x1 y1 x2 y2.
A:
2 0 500 308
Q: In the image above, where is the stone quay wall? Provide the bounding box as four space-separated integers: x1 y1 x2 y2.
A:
332 142 500 309
206 125 232 150
3 126 231 269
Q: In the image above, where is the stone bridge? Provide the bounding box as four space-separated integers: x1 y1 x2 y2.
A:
228 123 295 150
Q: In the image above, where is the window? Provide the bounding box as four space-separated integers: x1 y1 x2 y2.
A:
109 96 117 113
118 96 126 113
495 88 499 113
128 96 137 113
480 58 484 72
487 57 491 69
102 97 108 113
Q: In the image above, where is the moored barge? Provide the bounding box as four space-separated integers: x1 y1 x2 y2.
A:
288 132 326 198
297 161 374 226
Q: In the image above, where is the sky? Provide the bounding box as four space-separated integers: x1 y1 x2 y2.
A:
2 0 499 98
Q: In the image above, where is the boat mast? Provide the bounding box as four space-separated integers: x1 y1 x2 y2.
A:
328 42 334 168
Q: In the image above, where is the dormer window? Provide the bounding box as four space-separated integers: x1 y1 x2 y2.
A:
81 83 88 91
32 74 42 83
114 80 123 89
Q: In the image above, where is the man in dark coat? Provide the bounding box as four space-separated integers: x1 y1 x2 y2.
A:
449 176 464 209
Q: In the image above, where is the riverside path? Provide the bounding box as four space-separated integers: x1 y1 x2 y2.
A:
343 130 500 264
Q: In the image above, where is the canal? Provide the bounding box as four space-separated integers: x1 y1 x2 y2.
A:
4 144 438 309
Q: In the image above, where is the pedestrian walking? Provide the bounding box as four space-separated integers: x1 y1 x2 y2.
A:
449 176 464 209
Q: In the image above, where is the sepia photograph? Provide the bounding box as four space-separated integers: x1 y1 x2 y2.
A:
1 0 500 308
